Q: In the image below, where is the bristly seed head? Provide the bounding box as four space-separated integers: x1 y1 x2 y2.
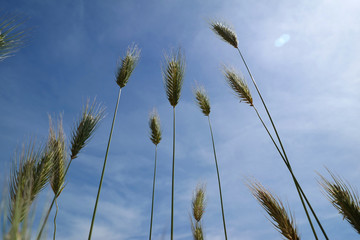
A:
210 21 238 48
192 185 206 222
223 66 253 106
194 85 211 116
149 109 162 146
162 49 185 107
116 45 141 88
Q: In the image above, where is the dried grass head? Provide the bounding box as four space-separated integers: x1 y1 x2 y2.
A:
116 45 141 88
70 99 105 160
223 66 253 106
248 180 300 240
320 170 360 234
210 21 238 48
149 109 162 146
192 185 206 222
194 85 211 116
162 49 185 107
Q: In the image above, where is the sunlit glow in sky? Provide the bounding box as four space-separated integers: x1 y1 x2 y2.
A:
275 33 290 47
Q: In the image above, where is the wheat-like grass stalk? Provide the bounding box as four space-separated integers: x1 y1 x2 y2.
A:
210 21 238 49
88 46 140 240
320 170 360 234
0 13 27 61
38 100 104 240
191 185 206 240
148 109 162 240
248 180 300 240
213 20 328 239
194 85 228 239
162 48 185 240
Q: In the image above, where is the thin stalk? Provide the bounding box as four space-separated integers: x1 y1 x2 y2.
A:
53 199 58 240
208 116 228 240
238 46 328 239
171 106 175 240
37 196 55 240
149 146 158 240
253 106 318 240
88 88 122 240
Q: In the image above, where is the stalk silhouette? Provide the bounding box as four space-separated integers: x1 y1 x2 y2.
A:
88 45 140 240
148 110 162 240
162 49 185 240
212 21 329 239
194 86 228 240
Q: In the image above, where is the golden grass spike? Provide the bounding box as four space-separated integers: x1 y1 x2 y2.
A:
163 49 185 107
210 21 238 48
116 45 141 88
194 86 211 116
320 171 360 234
149 109 162 146
192 185 206 222
70 99 105 160
223 66 253 106
48 116 66 196
248 180 300 240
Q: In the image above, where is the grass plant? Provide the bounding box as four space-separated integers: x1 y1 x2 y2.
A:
320 170 360 234
211 21 328 239
148 109 162 240
0 13 26 61
162 49 185 240
88 45 140 240
191 185 206 240
248 180 300 240
194 85 228 240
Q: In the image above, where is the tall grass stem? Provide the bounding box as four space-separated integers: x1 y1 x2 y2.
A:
171 106 175 240
208 116 228 240
53 199 58 240
149 146 157 240
88 88 122 240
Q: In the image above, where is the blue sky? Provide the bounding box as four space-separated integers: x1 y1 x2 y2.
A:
1 0 360 239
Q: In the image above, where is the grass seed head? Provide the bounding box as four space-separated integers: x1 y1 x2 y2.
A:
116 45 141 88
248 180 300 240
194 86 211 116
149 109 162 146
70 99 105 160
163 49 185 107
192 185 206 222
224 66 253 106
210 21 238 48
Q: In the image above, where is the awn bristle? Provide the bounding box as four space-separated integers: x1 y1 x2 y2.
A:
116 45 141 88
224 66 253 106
194 86 211 116
149 110 162 146
320 171 360 234
163 49 185 107
210 21 238 48
70 100 104 160
248 181 300 240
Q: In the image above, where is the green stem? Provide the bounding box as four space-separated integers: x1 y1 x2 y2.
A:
149 146 158 240
237 47 328 240
208 116 228 240
53 199 58 240
171 106 176 240
88 87 122 240
253 106 317 240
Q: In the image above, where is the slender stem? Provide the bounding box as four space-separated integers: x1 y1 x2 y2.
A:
253 106 318 239
208 116 228 240
149 146 158 240
53 199 58 240
171 106 176 240
88 87 122 240
237 47 328 240
37 196 56 240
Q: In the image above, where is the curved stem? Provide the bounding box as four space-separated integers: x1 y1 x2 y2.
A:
149 146 158 240
253 106 317 240
237 47 328 239
53 199 58 240
37 196 56 240
88 87 122 240
171 106 176 240
208 116 228 240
